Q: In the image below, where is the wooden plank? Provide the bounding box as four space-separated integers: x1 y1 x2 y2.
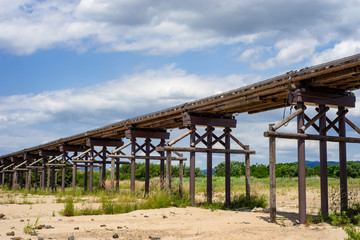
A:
301 107 329 132
345 117 360 134
60 145 90 152
168 129 195 146
272 107 304 131
125 129 170 139
264 131 360 143
86 138 124 147
269 124 276 222
156 146 255 154
182 113 237 128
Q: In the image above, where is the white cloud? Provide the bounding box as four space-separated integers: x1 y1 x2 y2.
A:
1 0 360 64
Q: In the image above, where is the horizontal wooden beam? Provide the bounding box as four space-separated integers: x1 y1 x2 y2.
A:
264 131 360 143
289 89 356 108
156 146 255 154
23 153 40 160
86 138 124 147
182 113 237 128
39 150 62 156
125 129 170 139
60 145 90 152
107 154 187 161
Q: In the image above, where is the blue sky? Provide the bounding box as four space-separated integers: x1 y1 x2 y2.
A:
1 0 360 169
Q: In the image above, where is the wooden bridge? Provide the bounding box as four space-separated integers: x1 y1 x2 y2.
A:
1 53 360 224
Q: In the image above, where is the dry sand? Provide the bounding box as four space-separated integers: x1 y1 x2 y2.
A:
0 190 347 240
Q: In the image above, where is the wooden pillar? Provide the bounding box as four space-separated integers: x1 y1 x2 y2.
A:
61 152 67 192
20 172 24 188
99 166 103 188
130 138 136 192
12 171 18 189
339 106 348 211
47 167 51 191
89 147 94 193
269 124 277 222
1 172 5 188
27 169 32 190
54 170 58 191
179 160 183 195
224 127 231 207
160 139 165 191
51 167 55 192
189 126 196 206
84 158 88 191
110 157 115 191
34 169 38 190
102 146 106 189
42 156 47 189
319 104 328 216
145 138 151 194
8 173 13 189
245 145 251 198
72 161 77 191
206 126 213 204
166 150 172 192
115 160 120 191
297 102 306 224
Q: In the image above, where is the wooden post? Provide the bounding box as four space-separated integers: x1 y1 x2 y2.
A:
51 167 55 192
206 126 213 204
12 171 18 189
102 146 106 189
42 156 47 189
34 169 38 190
339 106 348 211
224 127 231 207
245 145 251 198
166 150 172 192
47 167 51 191
131 138 136 192
269 124 276 222
1 172 5 188
145 138 151 194
179 160 183 195
99 166 103 188
319 104 328 216
297 102 306 224
189 126 196 206
160 139 165 191
72 162 77 191
61 152 67 192
89 147 94 193
84 160 88 191
54 170 58 191
116 160 120 191
20 172 24 189
110 157 115 191
27 169 32 190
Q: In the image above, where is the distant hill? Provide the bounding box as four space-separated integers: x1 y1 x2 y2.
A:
303 160 360 168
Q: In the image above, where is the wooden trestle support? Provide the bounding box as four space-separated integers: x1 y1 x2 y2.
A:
156 113 255 206
264 88 357 224
0 114 254 207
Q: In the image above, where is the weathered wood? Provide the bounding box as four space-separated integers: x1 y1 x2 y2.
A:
206 126 213 204
269 124 276 222
272 107 304 131
86 138 123 147
156 146 255 154
39 150 62 156
189 126 196 206
60 145 89 152
264 131 360 143
73 148 91 160
168 129 195 146
224 127 231 207
166 150 172 192
245 145 250 198
319 104 328 216
179 160 183 195
125 129 170 139
89 147 94 193
322 109 348 134
301 106 329 132
230 134 246 149
110 157 115 191
112 141 131 154
339 106 348 211
106 155 186 161
304 114 320 132
345 117 360 135
130 138 136 192
183 113 237 128
297 102 306 224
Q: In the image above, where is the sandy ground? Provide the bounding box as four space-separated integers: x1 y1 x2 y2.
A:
0 190 347 240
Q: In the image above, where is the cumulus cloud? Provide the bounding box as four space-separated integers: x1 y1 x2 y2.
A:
1 0 360 68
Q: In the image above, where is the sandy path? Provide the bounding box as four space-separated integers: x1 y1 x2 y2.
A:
0 203 346 240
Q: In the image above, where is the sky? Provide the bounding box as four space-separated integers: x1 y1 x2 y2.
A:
1 0 360 169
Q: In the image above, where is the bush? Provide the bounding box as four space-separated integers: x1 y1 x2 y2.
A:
62 197 75 216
